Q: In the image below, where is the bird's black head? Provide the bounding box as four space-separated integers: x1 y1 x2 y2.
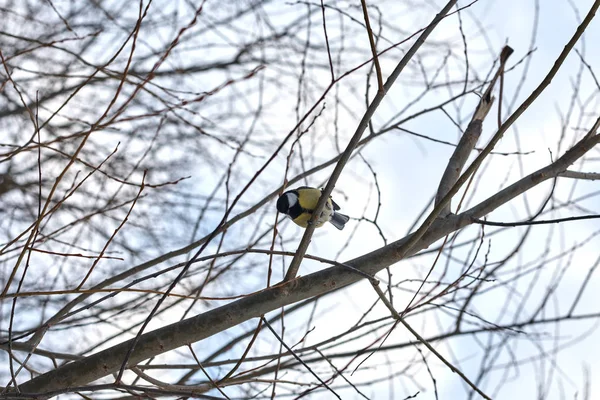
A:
277 191 298 215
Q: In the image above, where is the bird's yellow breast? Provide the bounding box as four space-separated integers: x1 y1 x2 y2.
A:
296 187 322 209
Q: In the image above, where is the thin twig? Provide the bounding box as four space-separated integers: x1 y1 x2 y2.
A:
473 214 600 227
360 0 384 92
188 345 231 399
261 317 341 399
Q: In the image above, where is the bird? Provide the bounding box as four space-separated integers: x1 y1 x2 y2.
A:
276 186 350 230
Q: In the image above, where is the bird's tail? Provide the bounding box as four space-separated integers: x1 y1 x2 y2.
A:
329 212 350 230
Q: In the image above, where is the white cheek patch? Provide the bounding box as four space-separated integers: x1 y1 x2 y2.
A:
286 193 298 207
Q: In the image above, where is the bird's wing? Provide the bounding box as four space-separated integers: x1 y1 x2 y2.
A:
318 187 341 210
331 199 341 210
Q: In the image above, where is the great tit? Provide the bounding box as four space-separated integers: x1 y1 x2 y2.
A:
276 186 350 230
